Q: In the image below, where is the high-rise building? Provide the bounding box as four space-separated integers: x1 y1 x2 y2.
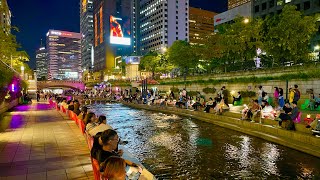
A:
93 0 133 73
36 47 47 80
214 2 252 28
0 0 11 33
46 30 82 80
137 0 189 54
80 0 94 70
253 0 320 18
228 0 251 9
189 7 217 45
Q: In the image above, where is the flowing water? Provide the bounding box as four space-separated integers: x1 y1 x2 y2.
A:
88 103 320 179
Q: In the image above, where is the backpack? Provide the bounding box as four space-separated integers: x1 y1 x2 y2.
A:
294 89 300 101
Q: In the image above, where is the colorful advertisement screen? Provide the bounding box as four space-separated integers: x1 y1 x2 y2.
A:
110 15 131 45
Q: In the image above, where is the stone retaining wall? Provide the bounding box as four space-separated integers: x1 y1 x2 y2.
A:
0 99 19 115
123 103 320 158
150 79 320 107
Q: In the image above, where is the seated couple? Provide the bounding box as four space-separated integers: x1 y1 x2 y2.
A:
275 101 298 130
85 113 113 136
241 99 262 122
204 98 229 114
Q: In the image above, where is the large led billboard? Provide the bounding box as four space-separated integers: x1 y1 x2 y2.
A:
110 15 131 46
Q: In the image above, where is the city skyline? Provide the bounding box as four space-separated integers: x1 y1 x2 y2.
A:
7 0 227 69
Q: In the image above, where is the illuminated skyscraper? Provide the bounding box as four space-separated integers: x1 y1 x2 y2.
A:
80 0 94 70
137 0 189 54
93 0 133 73
36 47 47 80
0 0 11 33
228 0 251 9
189 7 217 45
46 30 81 80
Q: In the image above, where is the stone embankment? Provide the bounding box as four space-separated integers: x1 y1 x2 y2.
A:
123 102 320 158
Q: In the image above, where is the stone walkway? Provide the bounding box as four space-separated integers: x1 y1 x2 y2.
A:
0 102 93 180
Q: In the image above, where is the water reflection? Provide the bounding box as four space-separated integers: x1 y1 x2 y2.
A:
88 103 320 179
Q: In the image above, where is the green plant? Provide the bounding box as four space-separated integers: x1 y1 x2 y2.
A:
188 91 198 97
240 91 256 98
202 87 216 94
170 87 179 92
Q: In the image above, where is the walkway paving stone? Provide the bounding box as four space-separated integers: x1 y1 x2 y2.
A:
0 102 93 179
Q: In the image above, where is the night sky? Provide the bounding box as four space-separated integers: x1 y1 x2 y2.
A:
7 0 227 69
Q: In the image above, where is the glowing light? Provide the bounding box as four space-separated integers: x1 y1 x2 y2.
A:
307 114 311 119
231 90 236 95
11 84 15 92
244 18 249 24
314 45 320 51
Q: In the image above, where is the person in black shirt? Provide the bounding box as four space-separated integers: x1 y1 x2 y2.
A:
282 102 292 114
97 129 139 171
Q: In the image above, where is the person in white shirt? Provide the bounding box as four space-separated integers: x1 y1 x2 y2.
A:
262 102 275 119
89 115 112 136
85 112 99 131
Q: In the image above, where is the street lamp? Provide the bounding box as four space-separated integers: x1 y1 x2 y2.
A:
243 18 249 24
314 45 320 51
161 47 167 53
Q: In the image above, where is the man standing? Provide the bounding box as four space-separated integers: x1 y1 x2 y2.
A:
222 86 229 107
293 84 300 103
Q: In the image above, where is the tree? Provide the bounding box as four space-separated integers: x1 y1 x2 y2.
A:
263 5 317 65
168 40 199 81
139 51 161 79
217 17 263 72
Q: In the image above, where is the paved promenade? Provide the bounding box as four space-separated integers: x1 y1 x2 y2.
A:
0 101 93 180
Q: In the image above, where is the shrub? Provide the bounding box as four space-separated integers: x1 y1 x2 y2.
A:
188 91 198 97
170 87 179 92
203 87 216 94
240 91 256 98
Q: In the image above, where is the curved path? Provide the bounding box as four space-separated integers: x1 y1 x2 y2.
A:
0 101 93 180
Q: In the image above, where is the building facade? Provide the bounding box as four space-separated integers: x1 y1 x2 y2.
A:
46 30 82 80
253 0 320 18
138 0 189 54
189 7 217 45
93 0 133 73
0 0 11 33
228 0 251 9
36 47 47 80
80 0 94 70
214 2 252 28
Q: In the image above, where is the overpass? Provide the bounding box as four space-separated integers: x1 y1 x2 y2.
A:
37 80 85 90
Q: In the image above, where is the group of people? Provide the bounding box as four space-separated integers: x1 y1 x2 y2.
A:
56 97 142 180
240 85 302 130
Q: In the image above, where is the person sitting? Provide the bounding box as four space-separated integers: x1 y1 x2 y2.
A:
310 115 320 137
315 94 320 109
192 97 202 111
60 98 68 109
67 100 74 111
85 112 99 131
97 129 137 168
241 99 254 120
276 101 298 130
261 102 275 119
73 100 81 115
307 93 315 110
250 100 262 122
101 156 127 180
214 98 230 115
89 115 113 136
203 98 216 113
78 106 88 122
232 92 242 105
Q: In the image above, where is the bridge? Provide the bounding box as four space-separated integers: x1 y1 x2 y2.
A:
37 80 85 90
